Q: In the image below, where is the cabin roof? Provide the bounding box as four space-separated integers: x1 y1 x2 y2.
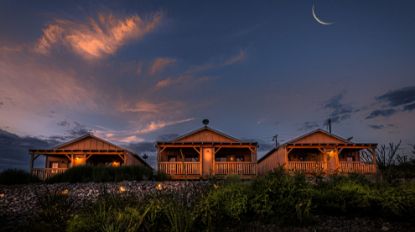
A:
257 129 377 163
31 133 152 169
157 126 257 145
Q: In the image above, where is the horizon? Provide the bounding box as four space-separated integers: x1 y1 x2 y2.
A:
1 0 415 170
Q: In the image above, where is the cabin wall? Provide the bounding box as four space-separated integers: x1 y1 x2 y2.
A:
124 153 145 166
46 156 69 168
258 147 286 175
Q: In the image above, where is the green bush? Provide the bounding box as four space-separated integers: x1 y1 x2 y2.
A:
249 167 313 225
313 178 376 215
379 183 415 219
47 165 153 183
0 169 40 185
197 181 249 230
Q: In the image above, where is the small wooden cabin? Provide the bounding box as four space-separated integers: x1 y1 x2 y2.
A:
258 129 377 175
29 133 152 179
156 124 257 180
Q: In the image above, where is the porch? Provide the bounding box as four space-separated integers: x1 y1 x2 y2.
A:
285 145 377 174
157 144 257 179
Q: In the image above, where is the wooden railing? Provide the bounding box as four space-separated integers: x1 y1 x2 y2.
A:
32 168 68 180
287 161 324 173
214 162 257 175
339 161 376 174
158 162 201 175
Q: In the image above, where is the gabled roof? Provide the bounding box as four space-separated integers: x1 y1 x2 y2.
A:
51 133 152 168
172 126 241 143
157 126 256 145
284 129 351 145
257 129 375 163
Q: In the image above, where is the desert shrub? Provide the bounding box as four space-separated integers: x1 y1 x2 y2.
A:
197 181 249 230
313 179 376 216
379 183 415 219
0 169 40 185
47 165 152 183
249 167 313 225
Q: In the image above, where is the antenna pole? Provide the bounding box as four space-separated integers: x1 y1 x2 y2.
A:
272 134 279 147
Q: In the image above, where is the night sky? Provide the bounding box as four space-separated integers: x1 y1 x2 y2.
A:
1 0 415 169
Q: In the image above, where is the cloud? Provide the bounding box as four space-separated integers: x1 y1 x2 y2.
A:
35 12 162 59
224 49 247 65
366 109 397 119
0 129 58 170
324 94 357 123
403 102 415 112
148 57 176 75
134 118 194 134
155 75 210 90
299 121 320 131
376 86 415 107
368 124 385 130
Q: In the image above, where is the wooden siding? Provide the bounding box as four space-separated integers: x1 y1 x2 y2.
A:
291 131 347 144
58 137 119 150
175 130 238 143
258 147 285 175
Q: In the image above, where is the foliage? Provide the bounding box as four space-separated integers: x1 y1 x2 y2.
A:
196 181 249 230
0 169 40 185
249 167 313 225
47 165 153 183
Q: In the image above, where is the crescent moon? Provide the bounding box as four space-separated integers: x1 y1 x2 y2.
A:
312 4 334 26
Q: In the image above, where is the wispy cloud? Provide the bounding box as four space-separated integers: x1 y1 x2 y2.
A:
224 49 247 65
154 50 246 89
134 118 194 134
324 94 358 123
35 12 162 59
366 86 415 119
148 57 176 75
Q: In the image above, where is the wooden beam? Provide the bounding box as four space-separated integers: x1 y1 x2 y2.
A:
193 146 201 154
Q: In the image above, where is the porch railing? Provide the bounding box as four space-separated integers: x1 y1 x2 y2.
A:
339 161 376 174
32 168 68 180
287 161 324 173
158 162 201 175
214 162 257 175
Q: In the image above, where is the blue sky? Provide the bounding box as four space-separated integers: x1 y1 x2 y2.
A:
1 0 414 169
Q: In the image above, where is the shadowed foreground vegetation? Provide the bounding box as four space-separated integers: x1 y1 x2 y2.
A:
2 168 414 232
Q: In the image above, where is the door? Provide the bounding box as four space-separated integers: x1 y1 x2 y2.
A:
202 148 213 176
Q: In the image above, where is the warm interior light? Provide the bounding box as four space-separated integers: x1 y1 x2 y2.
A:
112 161 120 167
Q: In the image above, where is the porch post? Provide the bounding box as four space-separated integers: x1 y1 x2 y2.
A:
29 152 34 174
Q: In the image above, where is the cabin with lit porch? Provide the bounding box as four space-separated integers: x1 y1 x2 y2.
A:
29 134 152 180
156 121 257 179
258 129 377 175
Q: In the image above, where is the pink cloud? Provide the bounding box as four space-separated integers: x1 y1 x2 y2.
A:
35 12 162 59
148 57 176 75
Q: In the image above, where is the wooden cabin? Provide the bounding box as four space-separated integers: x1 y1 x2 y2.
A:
258 129 377 175
29 133 152 180
156 123 257 180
